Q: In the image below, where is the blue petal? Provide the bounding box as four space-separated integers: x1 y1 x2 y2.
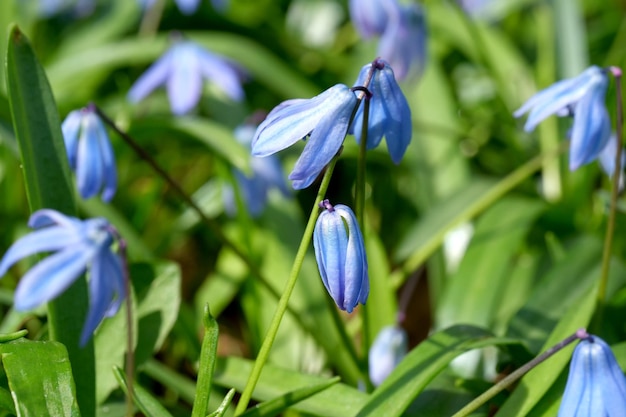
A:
80 248 124 345
349 0 394 38
128 50 172 103
167 44 203 115
369 326 408 386
336 204 368 312
93 115 117 201
252 156 289 196
77 113 105 199
314 210 348 307
0 227 82 278
569 76 610 170
14 245 97 311
376 64 412 163
288 89 358 187
175 0 200 14
61 110 82 169
252 85 355 157
29 209 81 229
196 47 245 101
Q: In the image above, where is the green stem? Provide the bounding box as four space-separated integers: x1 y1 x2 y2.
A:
597 68 623 305
451 329 586 417
391 145 566 289
234 155 339 415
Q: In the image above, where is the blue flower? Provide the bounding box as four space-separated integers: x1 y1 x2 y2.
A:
349 0 427 80
599 134 625 189
351 59 412 164
62 105 117 202
223 123 290 217
128 39 244 115
313 200 368 313
0 210 125 346
252 85 358 189
558 335 626 416
369 325 408 386
514 66 611 171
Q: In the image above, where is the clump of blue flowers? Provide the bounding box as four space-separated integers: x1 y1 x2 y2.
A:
349 0 427 80
0 209 126 345
61 104 117 202
128 36 245 115
514 66 611 171
369 325 408 386
558 334 626 416
313 200 368 313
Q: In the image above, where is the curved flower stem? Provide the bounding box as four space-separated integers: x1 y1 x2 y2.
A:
597 67 623 306
451 329 588 417
234 155 339 415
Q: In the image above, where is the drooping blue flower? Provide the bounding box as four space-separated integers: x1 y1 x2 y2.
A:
223 123 290 217
558 335 626 416
0 209 125 346
252 85 358 189
369 325 408 386
62 105 117 202
349 0 427 80
514 66 611 171
313 200 368 313
128 39 244 115
351 59 412 163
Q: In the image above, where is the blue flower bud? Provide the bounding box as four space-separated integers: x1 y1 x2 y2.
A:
558 335 626 416
313 201 368 313
369 326 408 386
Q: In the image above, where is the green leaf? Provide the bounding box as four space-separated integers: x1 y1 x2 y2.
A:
207 389 236 417
113 366 173 417
355 325 495 417
192 305 219 417
239 377 340 417
0 339 80 417
5 24 94 417
212 356 368 417
128 117 250 174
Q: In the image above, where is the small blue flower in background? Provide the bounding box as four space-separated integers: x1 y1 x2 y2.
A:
313 200 368 313
128 38 245 115
369 325 408 386
62 105 117 202
37 0 95 17
351 59 412 164
0 209 125 346
137 0 227 14
558 334 626 416
223 123 290 217
514 66 611 171
349 0 427 80
599 134 626 189
252 85 358 189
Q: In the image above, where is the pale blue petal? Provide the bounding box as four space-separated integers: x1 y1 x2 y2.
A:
337 205 368 312
369 326 408 386
291 172 320 190
599 135 625 190
0 227 81 278
77 113 105 199
349 0 395 38
377 65 412 163
61 110 82 169
288 89 357 187
252 85 354 157
314 210 348 306
29 209 81 229
128 51 173 103
167 44 203 115
569 77 610 170
14 245 97 311
196 48 245 101
93 116 117 201
252 156 289 196
175 0 200 14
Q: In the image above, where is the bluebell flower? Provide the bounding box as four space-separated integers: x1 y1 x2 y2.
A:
62 105 117 202
369 325 408 386
349 0 427 80
252 85 358 189
558 335 626 416
223 124 290 217
351 59 412 163
128 39 244 115
313 200 368 313
514 66 611 171
0 210 125 346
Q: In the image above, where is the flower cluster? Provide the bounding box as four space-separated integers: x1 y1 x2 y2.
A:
0 210 125 345
349 0 427 80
